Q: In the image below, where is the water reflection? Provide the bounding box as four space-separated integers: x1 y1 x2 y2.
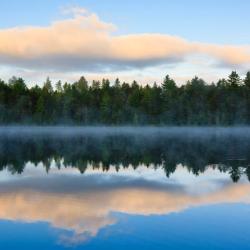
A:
1 127 250 182
1 165 250 246
0 127 250 248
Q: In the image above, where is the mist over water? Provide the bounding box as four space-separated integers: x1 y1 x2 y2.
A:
1 126 250 137
1 126 250 182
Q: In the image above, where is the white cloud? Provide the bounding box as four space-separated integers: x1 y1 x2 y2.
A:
60 6 88 16
0 8 249 75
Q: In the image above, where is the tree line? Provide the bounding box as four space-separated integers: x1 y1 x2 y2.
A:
1 71 250 124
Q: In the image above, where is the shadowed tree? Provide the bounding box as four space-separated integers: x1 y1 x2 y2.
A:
227 71 241 87
244 71 250 88
0 71 249 125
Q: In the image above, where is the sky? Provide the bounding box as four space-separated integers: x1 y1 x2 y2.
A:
0 0 250 86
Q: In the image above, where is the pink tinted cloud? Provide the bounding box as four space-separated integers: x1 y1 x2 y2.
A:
0 8 249 72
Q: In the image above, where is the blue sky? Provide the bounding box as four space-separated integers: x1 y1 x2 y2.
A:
1 0 249 43
0 0 249 85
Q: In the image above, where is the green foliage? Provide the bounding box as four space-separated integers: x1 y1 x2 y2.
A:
244 71 250 88
43 77 53 93
227 71 241 87
0 71 250 124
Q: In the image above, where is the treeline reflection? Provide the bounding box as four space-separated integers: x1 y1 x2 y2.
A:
1 132 250 182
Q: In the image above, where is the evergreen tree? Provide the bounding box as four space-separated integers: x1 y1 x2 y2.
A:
0 71 249 125
227 71 241 87
244 71 250 88
43 77 53 93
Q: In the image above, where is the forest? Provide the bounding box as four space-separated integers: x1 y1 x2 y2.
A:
0 71 250 124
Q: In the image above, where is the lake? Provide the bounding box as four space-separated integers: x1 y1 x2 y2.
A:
0 127 250 250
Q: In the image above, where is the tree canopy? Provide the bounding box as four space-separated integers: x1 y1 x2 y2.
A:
0 71 250 125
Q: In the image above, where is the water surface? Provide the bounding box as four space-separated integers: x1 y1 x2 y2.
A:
0 127 250 249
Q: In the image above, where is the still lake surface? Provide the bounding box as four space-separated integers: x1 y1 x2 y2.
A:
0 127 250 250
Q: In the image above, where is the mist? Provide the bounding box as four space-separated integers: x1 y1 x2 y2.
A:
1 126 250 183
1 126 250 138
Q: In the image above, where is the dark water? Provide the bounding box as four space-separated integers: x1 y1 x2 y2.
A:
1 127 250 250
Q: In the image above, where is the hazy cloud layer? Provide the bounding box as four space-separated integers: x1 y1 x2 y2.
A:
0 8 249 73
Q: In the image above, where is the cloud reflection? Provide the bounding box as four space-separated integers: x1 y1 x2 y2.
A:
0 167 249 245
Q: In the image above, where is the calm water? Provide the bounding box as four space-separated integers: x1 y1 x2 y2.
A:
1 127 250 250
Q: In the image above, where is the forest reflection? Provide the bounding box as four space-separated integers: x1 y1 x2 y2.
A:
1 128 250 183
